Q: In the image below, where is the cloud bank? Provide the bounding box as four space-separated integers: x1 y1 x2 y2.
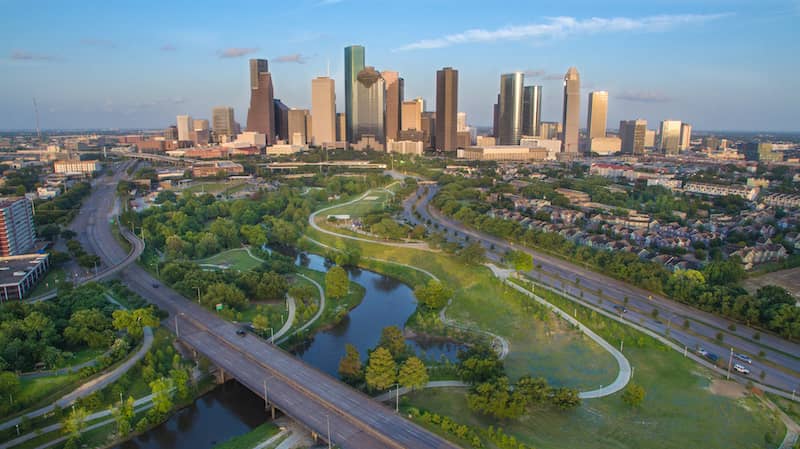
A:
218 47 258 58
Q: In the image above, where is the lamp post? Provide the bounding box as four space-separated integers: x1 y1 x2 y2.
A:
326 414 332 449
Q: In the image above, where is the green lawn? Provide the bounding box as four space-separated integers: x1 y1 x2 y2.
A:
196 248 263 271
184 181 246 195
16 373 81 411
303 214 786 449
321 189 392 218
213 422 279 449
27 268 66 298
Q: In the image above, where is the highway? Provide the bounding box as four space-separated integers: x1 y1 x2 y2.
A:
78 172 462 449
406 184 800 396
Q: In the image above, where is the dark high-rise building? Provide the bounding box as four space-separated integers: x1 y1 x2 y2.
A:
354 66 385 144
0 197 35 257
498 72 524 145
522 85 542 137
344 45 366 143
745 142 782 162
492 94 499 137
421 112 436 149
273 99 290 142
435 67 458 151
212 107 236 143
246 58 275 144
561 67 580 153
619 119 647 155
383 71 403 143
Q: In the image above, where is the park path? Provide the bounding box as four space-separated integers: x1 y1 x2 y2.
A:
373 380 468 402
277 273 325 343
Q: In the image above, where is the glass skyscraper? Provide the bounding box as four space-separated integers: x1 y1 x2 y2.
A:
354 66 385 144
344 45 365 143
522 85 542 137
498 72 524 145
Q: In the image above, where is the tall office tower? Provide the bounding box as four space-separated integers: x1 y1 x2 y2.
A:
336 113 346 142
164 126 178 140
745 142 782 162
353 66 385 144
659 120 682 155
246 58 275 144
522 85 542 137
288 109 311 145
644 129 656 148
383 71 403 142
457 112 467 132
421 112 436 149
435 67 458 151
492 95 499 137
561 67 580 153
193 119 209 131
273 99 290 141
586 91 608 139
619 119 647 155
344 45 366 143
212 107 236 142
680 123 692 151
311 77 336 146
539 122 561 140
176 115 193 141
498 72 524 145
402 98 424 131
0 197 35 256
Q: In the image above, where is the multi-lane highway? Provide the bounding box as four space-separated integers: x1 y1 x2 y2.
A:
78 172 462 449
405 184 800 397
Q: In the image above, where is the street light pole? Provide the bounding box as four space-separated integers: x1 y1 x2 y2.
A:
727 347 734 380
175 315 179 339
326 414 332 449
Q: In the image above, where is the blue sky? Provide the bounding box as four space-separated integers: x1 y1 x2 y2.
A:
1 0 798 132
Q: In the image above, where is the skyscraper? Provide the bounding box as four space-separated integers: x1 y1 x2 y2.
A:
311 77 336 146
561 67 580 153
659 120 682 155
522 85 542 137
680 123 692 151
176 115 192 141
344 45 365 143
336 113 346 142
273 99 289 141
0 197 35 257
587 91 608 140
435 67 458 151
246 58 275 144
619 119 647 155
383 71 403 142
498 72 524 145
353 66 385 144
402 98 423 131
492 94 499 138
421 112 436 149
288 109 311 145
212 107 236 142
457 112 467 132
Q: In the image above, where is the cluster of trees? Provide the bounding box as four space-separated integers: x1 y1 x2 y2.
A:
408 408 483 448
0 166 41 196
325 265 349 299
159 260 291 314
34 181 92 227
65 238 101 269
338 326 429 392
414 280 453 310
458 345 580 420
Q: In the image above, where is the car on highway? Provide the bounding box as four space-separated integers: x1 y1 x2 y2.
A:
734 363 751 375
734 353 753 364
706 352 719 363
152 283 159 288
236 328 248 337
697 348 709 356
613 305 628 314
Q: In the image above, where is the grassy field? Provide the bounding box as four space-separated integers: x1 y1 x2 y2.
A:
27 268 66 297
303 216 786 449
213 422 279 449
184 181 246 195
320 189 392 218
196 248 264 271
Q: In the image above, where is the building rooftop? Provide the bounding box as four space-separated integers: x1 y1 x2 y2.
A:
0 253 48 287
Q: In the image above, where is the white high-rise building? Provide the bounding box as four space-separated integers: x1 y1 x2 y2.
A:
457 112 467 132
659 120 682 155
176 115 193 142
680 123 692 151
311 77 336 146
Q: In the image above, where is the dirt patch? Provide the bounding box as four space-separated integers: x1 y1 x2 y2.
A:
709 379 748 399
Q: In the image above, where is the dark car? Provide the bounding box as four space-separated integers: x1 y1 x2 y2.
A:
236 328 247 337
613 305 628 314
706 353 719 363
152 283 159 289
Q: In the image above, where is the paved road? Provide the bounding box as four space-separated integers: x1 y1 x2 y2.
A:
408 184 800 396
84 178 460 449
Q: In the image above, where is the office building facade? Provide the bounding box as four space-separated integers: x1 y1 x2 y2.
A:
498 72 524 145
0 197 35 257
659 120 682 155
383 71 403 142
311 77 336 146
344 45 365 143
246 59 275 144
353 66 385 144
212 107 236 143
680 123 692 151
619 119 647 155
561 67 580 153
402 98 423 131
176 115 193 141
435 67 458 151
522 85 542 137
587 91 608 140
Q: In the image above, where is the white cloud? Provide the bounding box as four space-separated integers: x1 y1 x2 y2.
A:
218 47 258 58
397 14 729 51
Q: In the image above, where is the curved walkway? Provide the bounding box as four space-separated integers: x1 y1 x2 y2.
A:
277 272 326 343
271 296 296 342
308 187 430 251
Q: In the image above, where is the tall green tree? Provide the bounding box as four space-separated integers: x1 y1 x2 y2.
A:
325 266 349 299
413 280 453 310
621 383 646 408
378 326 407 359
111 396 136 436
112 308 159 339
64 308 113 349
365 347 396 391
202 283 248 310
149 377 175 416
338 344 363 385
506 250 533 272
398 357 428 390
62 407 89 447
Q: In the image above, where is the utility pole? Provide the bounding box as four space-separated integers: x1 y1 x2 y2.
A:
196 287 201 304
327 414 332 449
726 347 734 380
395 384 400 412
175 316 179 338
263 380 268 411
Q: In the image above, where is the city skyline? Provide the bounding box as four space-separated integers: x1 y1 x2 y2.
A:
1 0 798 132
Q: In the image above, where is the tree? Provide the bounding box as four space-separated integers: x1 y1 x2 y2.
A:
252 314 270 334
466 377 526 420
62 407 89 445
365 347 396 391
398 357 429 390
516 376 549 404
379 326 407 359
457 345 503 384
549 387 581 409
170 368 191 400
112 308 159 339
149 377 175 416
154 190 177 204
413 280 453 310
338 344 363 385
202 283 248 310
506 250 533 272
325 266 349 299
459 242 486 265
111 396 136 436
621 383 646 408
64 308 114 349
255 272 288 301
0 371 20 400
240 224 268 247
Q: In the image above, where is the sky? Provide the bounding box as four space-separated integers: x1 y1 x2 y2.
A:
1 0 798 132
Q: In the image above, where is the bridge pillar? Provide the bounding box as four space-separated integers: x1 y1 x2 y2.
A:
215 367 226 384
270 405 276 420
311 432 318 442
